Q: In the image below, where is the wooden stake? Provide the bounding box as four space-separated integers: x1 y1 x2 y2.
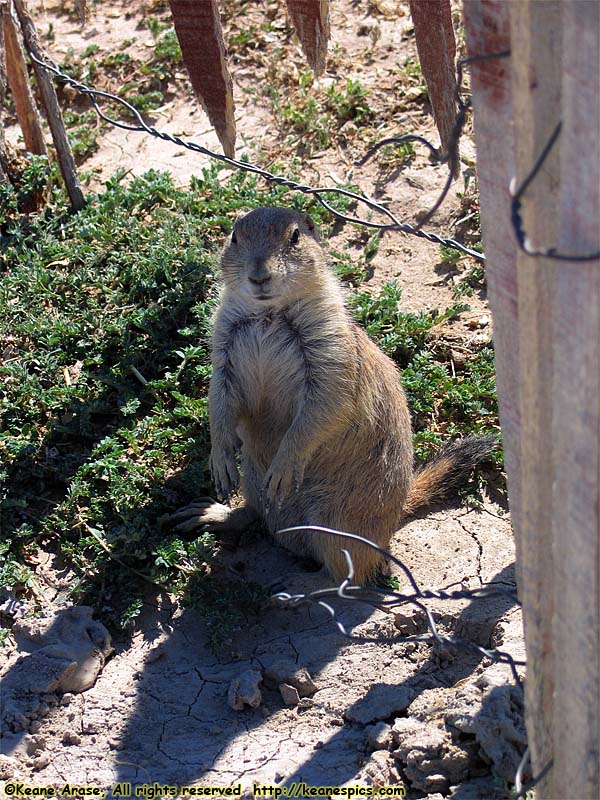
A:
509 3 562 791
285 0 330 77
462 3 520 528
168 0 236 159
1 0 46 156
409 0 457 157
0 6 9 183
551 3 599 795
12 0 84 211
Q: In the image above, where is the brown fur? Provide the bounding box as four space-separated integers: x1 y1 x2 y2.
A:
173 207 494 583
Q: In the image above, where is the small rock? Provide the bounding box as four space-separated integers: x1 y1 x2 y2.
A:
365 722 393 750
62 732 81 746
279 683 300 707
227 668 263 711
393 609 427 635
2 607 113 738
353 751 402 789
0 754 17 779
423 774 450 794
263 659 317 697
32 754 51 771
82 722 99 735
472 684 527 781
392 717 470 793
357 17 380 36
448 776 508 798
25 735 46 756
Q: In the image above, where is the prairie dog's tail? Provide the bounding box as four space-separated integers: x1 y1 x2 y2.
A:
403 435 498 516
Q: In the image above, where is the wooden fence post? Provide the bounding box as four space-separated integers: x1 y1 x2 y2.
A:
0 3 8 183
464 1 600 796
509 2 562 791
461 2 520 524
1 0 47 157
408 0 457 155
12 0 84 211
551 3 599 795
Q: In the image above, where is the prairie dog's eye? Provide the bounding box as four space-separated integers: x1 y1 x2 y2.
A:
290 228 300 245
231 230 238 244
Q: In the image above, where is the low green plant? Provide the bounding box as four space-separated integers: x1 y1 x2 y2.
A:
153 29 183 64
453 259 486 298
275 73 375 152
439 244 462 268
398 57 429 101
330 233 380 284
349 283 500 470
62 110 102 160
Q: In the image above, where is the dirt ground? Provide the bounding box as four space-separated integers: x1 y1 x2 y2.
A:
1 1 524 798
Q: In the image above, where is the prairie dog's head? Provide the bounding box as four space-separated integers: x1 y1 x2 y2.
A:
220 207 326 306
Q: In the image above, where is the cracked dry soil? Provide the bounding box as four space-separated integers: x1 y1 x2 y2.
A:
1 503 524 798
2 1 525 797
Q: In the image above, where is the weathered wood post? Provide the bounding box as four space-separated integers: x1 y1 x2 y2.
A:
12 0 84 211
409 0 457 155
1 0 47 157
463 1 600 797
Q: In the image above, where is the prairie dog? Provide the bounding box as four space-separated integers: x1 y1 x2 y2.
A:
173 207 494 583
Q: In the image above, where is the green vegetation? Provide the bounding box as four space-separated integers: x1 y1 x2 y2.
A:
398 57 429 101
270 72 375 153
349 283 500 464
62 110 102 161
453 258 486 298
331 233 380 284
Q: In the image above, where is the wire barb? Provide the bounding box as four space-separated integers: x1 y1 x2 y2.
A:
274 524 523 682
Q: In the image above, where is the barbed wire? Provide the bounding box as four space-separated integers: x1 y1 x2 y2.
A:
25 48 486 262
271 523 552 797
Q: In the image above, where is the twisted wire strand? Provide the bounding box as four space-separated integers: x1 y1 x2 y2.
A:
26 50 486 261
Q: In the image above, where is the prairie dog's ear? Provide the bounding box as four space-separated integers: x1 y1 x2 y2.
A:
304 213 319 240
228 210 249 243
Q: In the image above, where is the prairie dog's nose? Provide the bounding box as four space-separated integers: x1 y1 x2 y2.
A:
248 273 271 286
248 259 272 286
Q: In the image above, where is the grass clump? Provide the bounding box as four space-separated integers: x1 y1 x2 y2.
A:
271 71 375 153
349 283 501 468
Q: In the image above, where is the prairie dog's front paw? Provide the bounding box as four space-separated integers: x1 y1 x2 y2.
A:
264 454 305 510
171 498 232 533
209 444 239 501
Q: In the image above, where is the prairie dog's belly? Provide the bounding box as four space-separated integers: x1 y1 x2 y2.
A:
237 403 293 469
232 319 305 466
